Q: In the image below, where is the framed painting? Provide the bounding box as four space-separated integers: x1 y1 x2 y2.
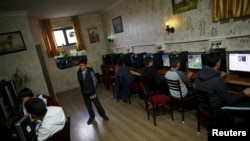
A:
172 0 197 14
112 16 123 34
0 31 26 55
87 27 100 43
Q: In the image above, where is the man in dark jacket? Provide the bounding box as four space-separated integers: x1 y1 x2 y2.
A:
195 50 250 115
77 60 109 125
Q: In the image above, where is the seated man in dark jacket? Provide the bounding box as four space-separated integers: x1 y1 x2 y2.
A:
140 56 165 92
195 50 250 117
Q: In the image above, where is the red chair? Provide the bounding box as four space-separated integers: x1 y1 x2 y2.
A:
165 79 196 123
141 77 174 126
43 95 60 106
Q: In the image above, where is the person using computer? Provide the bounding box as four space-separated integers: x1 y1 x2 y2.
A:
140 56 165 91
115 58 141 102
165 55 194 98
24 98 66 141
195 51 250 116
17 87 60 115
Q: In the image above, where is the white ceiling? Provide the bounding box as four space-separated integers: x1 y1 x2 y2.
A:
0 0 119 19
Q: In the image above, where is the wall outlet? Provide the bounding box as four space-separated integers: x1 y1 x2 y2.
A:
209 39 224 49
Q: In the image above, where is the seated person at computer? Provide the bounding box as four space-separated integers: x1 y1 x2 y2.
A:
115 59 141 102
165 56 194 98
195 51 250 115
25 98 66 141
18 87 60 115
140 56 165 91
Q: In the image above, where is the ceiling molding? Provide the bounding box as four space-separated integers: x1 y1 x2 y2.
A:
101 0 123 14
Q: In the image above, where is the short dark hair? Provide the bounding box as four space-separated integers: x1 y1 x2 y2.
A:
18 87 34 99
170 56 180 68
25 98 47 117
143 56 153 66
117 58 125 66
79 59 87 65
202 50 221 67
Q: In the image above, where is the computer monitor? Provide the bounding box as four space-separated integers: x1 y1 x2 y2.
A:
162 53 171 67
152 51 163 69
187 54 202 69
15 115 37 141
102 54 112 65
228 52 250 74
0 94 11 119
131 52 147 68
0 81 16 108
109 53 120 66
120 53 133 66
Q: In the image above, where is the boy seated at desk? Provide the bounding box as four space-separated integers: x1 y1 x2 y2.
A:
25 98 66 141
195 50 250 118
165 56 194 98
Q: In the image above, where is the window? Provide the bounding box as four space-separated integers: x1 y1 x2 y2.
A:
53 27 77 47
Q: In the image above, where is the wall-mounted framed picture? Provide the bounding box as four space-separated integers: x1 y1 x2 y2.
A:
172 0 197 14
112 16 123 34
87 26 100 43
0 31 26 55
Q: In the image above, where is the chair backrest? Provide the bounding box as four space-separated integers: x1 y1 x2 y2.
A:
140 76 161 96
195 89 213 114
165 79 184 98
48 116 70 141
42 95 60 106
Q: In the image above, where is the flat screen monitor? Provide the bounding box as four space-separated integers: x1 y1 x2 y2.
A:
15 115 37 141
162 53 170 67
120 53 133 66
228 52 250 73
102 54 112 65
131 52 147 68
152 51 163 69
110 53 120 66
187 54 202 69
0 95 11 119
0 81 16 108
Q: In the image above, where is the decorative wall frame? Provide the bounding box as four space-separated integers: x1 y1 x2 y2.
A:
172 0 197 14
0 31 26 55
112 16 124 34
87 26 100 43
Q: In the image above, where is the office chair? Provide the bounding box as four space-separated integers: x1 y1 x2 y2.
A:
141 76 174 126
165 79 196 123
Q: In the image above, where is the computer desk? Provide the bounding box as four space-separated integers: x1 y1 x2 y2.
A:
157 68 250 94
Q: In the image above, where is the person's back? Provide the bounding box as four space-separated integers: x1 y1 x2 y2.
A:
165 56 192 98
195 50 250 114
25 98 66 141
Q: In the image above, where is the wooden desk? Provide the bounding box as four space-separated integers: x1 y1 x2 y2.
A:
224 73 250 87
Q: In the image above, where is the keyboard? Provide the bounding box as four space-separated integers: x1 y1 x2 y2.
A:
227 86 244 92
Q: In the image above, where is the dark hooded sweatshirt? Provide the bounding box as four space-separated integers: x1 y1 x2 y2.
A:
195 66 245 111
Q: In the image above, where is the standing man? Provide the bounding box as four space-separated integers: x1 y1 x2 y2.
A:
77 60 109 125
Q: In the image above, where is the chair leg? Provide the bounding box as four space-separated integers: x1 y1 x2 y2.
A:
181 102 184 123
170 102 174 121
146 101 150 120
197 110 200 134
152 106 156 126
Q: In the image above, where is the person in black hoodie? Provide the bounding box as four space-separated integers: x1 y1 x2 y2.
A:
195 50 250 116
77 60 109 125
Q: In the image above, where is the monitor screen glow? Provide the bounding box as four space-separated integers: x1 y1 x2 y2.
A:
229 53 250 72
162 54 170 67
187 54 202 69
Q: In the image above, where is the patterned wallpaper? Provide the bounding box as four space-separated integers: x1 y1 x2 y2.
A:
101 0 250 53
1 0 249 95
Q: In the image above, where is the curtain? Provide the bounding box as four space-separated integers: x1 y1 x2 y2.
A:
72 16 86 51
212 0 250 22
232 0 250 17
39 19 59 58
